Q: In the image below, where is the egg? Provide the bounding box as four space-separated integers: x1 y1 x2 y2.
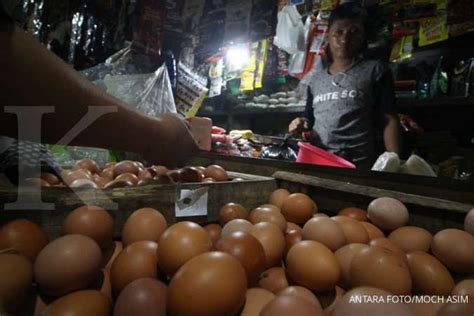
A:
99 167 114 179
114 278 167 316
103 161 116 169
0 219 49 262
153 174 175 184
69 178 99 189
286 222 302 234
278 286 323 310
157 221 212 277
40 172 60 185
369 238 406 260
302 217 346 251
167 170 181 182
313 213 329 218
318 285 346 315
388 226 433 252
61 169 92 185
204 165 229 181
452 279 474 297
113 160 139 178
281 193 317 224
249 222 285 268
406 251 454 295
138 168 153 181
34 235 102 297
431 229 474 273
219 203 248 225
104 179 134 189
437 299 474 316
221 219 253 238
216 232 266 286
408 301 444 316
338 207 368 221
361 221 385 240
332 287 415 316
269 189 290 208
259 266 289 294
241 288 275 316
286 240 341 293
203 223 222 248
110 241 158 293
122 208 167 247
93 175 112 188
249 206 287 232
150 165 169 176
0 253 33 312
465 208 474 235
73 158 101 174
179 166 203 183
167 252 247 316
350 246 412 295
332 216 370 244
285 229 303 255
202 177 216 183
260 294 324 316
62 205 114 249
367 197 409 231
43 290 111 316
334 243 370 289
115 173 139 185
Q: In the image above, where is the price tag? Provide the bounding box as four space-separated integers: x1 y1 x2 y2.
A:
175 187 209 217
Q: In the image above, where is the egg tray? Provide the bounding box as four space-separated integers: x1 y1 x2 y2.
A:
0 171 276 239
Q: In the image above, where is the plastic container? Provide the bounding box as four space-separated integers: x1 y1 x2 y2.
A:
296 142 356 168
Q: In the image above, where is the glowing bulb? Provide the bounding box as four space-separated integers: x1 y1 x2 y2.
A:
226 45 250 71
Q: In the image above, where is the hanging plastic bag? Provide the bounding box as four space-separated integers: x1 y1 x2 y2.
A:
371 152 401 173
274 5 305 55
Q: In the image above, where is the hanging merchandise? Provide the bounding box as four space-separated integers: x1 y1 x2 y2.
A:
134 0 166 59
273 5 305 55
250 0 278 42
196 0 226 60
447 0 474 37
224 0 252 45
418 14 449 47
176 62 209 118
163 0 184 40
240 39 269 91
390 35 414 62
209 58 224 97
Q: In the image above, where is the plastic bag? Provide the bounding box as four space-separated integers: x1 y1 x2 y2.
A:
274 5 305 55
371 152 401 173
260 144 297 161
400 154 437 177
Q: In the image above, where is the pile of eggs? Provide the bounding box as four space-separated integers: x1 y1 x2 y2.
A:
1 188 473 315
25 159 232 189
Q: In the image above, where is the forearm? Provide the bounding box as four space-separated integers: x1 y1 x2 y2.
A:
0 25 153 153
383 114 401 154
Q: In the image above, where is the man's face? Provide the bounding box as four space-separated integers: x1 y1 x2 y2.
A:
328 19 365 60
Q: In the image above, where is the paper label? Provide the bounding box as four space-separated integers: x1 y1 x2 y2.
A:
175 187 209 217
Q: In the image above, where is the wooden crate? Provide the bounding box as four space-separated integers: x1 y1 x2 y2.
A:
274 171 473 233
0 172 276 239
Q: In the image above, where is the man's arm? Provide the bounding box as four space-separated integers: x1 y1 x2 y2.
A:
0 25 197 167
384 113 401 154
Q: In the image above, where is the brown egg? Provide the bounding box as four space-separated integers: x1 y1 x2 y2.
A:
408 301 444 316
153 174 175 184
388 226 433 253
221 219 253 238
61 169 92 186
260 294 324 316
241 288 275 316
44 290 111 316
318 285 346 315
269 188 290 208
361 221 385 240
113 160 139 178
452 279 474 297
204 223 222 248
99 168 114 179
204 164 229 181
334 243 370 289
286 222 302 234
466 208 474 235
216 232 266 286
115 173 139 185
167 252 247 316
34 235 102 297
249 206 287 232
406 251 454 295
157 221 212 277
286 240 341 293
431 229 474 273
40 172 60 185
258 204 282 212
102 241 123 270
69 178 99 189
122 208 167 247
93 176 112 188
110 241 158 293
367 197 409 231
114 278 167 316
332 287 415 316
103 161 116 169
104 179 134 189
437 299 474 316
278 286 323 310
202 177 216 183
167 170 181 182
369 238 406 259
0 219 49 262
350 246 412 295
219 203 248 225
285 229 303 254
62 205 114 249
137 178 157 186
179 166 203 183
338 207 368 221
281 193 317 224
313 213 329 218
151 165 169 176
259 266 289 294
0 253 33 312
73 158 101 174
137 168 153 181
249 222 285 268
302 217 346 251
332 216 370 244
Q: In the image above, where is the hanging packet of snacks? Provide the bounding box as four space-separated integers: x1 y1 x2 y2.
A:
208 58 224 97
418 14 449 47
390 35 414 62
240 39 268 91
176 62 209 118
135 0 166 59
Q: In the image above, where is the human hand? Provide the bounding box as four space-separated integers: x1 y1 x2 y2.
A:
289 117 311 134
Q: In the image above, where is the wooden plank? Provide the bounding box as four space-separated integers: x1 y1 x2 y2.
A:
273 171 473 214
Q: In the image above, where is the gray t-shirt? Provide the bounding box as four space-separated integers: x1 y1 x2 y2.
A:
305 58 396 166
